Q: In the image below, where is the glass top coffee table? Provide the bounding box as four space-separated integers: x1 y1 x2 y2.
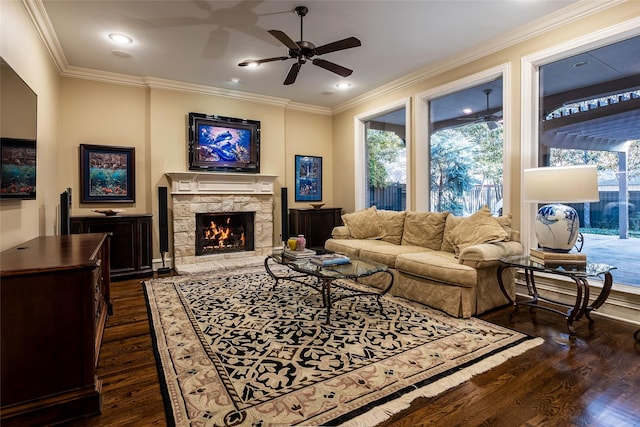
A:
264 253 394 325
498 255 615 338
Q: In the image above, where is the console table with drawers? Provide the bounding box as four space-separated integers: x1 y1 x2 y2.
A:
0 233 111 426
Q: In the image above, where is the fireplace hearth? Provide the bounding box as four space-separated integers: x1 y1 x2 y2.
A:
196 212 254 255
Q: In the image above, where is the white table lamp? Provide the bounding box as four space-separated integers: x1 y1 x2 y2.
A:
523 165 599 252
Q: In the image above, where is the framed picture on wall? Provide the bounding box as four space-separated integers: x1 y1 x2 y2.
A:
295 155 322 202
80 144 135 203
0 138 37 200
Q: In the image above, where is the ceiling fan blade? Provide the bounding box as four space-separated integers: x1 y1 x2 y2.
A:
312 58 353 77
283 62 302 85
314 37 361 55
238 56 289 66
268 29 300 51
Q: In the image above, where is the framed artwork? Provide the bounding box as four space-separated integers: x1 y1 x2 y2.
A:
295 155 322 202
0 138 37 200
188 112 260 173
80 144 135 203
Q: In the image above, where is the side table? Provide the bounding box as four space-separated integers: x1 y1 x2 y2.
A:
497 255 615 338
289 207 342 250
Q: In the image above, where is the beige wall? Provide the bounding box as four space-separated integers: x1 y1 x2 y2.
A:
285 109 333 210
58 78 149 215
1 1 60 250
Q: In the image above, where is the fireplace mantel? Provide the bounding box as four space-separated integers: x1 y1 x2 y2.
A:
165 171 278 195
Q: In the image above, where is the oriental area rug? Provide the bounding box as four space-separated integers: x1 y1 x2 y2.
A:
143 267 542 427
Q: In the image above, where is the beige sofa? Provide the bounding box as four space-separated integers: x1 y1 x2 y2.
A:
324 207 523 318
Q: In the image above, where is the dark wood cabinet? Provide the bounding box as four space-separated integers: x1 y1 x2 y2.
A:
0 233 111 426
289 207 343 249
71 214 152 280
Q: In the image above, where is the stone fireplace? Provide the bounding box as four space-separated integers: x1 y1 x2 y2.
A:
166 172 277 271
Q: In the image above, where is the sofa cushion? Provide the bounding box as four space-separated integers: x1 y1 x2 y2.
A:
359 244 431 268
396 251 477 288
446 207 509 255
324 238 393 259
377 210 406 245
341 207 383 239
401 211 449 250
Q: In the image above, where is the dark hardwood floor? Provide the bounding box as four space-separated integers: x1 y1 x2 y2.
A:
69 275 640 427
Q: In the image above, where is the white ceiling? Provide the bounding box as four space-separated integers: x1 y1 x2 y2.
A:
38 0 583 109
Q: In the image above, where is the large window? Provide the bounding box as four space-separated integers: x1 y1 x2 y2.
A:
539 35 640 288
363 107 407 211
428 78 504 215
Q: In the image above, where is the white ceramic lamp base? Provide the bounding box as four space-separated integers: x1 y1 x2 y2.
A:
534 203 580 252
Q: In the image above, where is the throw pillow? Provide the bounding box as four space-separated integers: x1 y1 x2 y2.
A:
447 207 509 255
377 210 406 245
496 212 513 238
442 210 513 252
401 211 449 250
341 206 383 239
440 214 465 252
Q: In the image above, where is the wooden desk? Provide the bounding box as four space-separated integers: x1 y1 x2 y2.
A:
1 233 111 426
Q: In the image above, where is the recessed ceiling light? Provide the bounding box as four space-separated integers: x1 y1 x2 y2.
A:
462 108 473 115
112 50 131 58
336 82 351 89
229 78 240 84
109 33 133 44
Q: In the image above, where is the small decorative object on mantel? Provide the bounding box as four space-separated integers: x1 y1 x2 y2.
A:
92 208 125 216
310 203 325 209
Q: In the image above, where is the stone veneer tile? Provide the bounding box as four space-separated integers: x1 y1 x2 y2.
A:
172 193 274 268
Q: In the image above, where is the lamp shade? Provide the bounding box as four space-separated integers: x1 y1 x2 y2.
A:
522 165 599 203
524 165 599 252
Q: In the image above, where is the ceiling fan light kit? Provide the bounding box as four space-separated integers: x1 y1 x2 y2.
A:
238 5 361 85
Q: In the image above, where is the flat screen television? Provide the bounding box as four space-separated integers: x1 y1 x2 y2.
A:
188 112 260 173
1 137 36 200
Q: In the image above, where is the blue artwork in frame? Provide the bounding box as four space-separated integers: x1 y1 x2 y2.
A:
295 155 322 202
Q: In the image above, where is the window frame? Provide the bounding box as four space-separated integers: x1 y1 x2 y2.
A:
415 64 511 213
520 17 640 253
354 98 411 211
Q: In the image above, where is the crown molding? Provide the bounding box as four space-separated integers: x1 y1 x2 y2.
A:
21 0 67 74
332 0 625 114
24 0 332 114
25 0 623 116
143 77 291 107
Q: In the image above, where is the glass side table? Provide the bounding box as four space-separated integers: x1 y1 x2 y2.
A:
497 255 615 339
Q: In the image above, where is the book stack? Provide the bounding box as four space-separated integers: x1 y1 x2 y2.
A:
310 253 351 267
283 248 316 260
529 248 587 267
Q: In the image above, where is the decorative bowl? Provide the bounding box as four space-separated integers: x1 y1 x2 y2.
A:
92 209 125 216
310 203 325 209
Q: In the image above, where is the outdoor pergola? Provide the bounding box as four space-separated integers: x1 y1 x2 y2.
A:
540 77 640 239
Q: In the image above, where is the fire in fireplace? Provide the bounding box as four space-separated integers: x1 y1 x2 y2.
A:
195 212 254 256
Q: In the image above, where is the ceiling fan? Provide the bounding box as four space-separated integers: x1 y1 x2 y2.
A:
458 89 503 130
238 6 361 85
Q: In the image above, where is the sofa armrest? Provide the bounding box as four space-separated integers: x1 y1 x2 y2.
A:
458 241 524 263
331 225 351 240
